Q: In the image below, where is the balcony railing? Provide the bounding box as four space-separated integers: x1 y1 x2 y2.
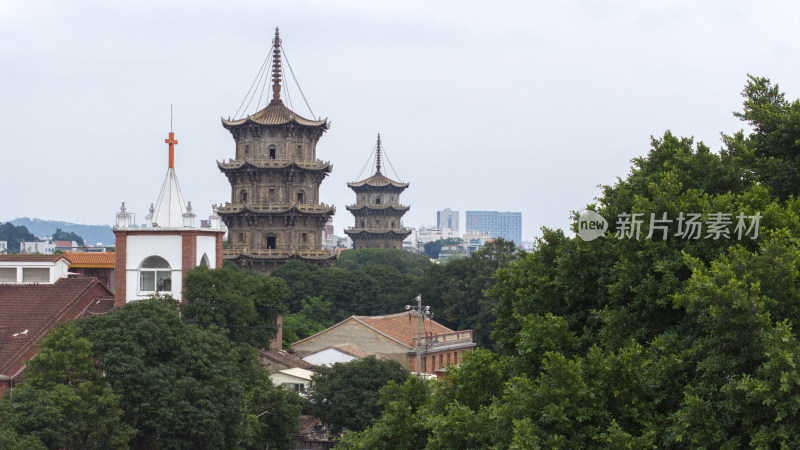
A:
412 330 473 348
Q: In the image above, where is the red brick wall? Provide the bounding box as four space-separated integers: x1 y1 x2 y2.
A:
181 235 196 304
216 233 223 268
114 232 126 307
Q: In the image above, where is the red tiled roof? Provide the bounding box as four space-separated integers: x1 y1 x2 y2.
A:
0 278 114 377
355 312 454 348
0 254 65 263
64 252 115 268
333 344 374 359
259 349 315 370
79 298 116 317
54 240 74 247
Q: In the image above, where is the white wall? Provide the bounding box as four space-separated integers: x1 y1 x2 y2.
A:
302 348 358 367
196 235 217 268
125 235 182 302
0 259 69 283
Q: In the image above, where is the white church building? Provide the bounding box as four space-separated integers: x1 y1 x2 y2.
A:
113 130 226 306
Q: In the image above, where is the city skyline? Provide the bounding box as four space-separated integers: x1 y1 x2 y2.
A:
2 1 799 242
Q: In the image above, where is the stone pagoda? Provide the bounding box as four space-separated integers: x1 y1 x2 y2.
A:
345 134 412 250
217 28 336 273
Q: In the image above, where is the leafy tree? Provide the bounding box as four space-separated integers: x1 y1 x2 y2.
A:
282 295 333 348
310 357 409 433
75 297 301 448
0 323 134 449
183 265 288 348
52 228 85 246
345 77 800 447
423 237 463 259
338 377 433 449
0 222 37 254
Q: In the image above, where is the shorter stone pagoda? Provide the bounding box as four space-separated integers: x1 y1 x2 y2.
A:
344 134 412 250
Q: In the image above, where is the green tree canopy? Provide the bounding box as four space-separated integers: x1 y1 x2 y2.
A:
310 357 409 433
0 222 37 254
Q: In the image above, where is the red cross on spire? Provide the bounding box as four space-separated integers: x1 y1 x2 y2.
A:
165 132 178 169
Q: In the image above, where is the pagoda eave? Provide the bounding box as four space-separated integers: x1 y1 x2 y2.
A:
345 204 410 212
217 160 333 173
217 203 336 217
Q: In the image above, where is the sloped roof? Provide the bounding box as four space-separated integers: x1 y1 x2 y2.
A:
355 312 454 347
347 172 408 189
54 240 75 248
221 101 329 129
64 252 115 268
0 278 114 377
150 168 187 228
292 311 455 350
277 367 314 381
0 255 65 263
333 344 374 359
260 349 315 370
79 298 116 317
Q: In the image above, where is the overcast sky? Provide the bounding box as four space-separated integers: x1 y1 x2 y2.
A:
2 0 799 241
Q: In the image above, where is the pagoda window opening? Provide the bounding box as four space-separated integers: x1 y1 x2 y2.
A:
269 147 276 159
375 197 381 205
269 188 276 201
245 144 250 158
240 190 248 203
296 144 303 159
297 191 305 204
391 221 395 228
301 233 308 244
139 256 171 293
238 232 244 244
360 220 365 228
266 234 276 250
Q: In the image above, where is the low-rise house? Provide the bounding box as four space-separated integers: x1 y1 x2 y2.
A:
291 311 475 374
271 367 314 393
0 254 70 283
260 348 315 373
20 240 55 254
64 252 115 290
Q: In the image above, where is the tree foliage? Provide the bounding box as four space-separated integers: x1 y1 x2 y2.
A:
52 228 85 246
309 357 409 433
0 222 37 253
183 265 288 349
1 298 302 449
344 77 800 447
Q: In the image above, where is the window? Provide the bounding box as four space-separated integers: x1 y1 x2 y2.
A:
422 355 427 372
297 191 305 204
266 235 276 249
301 233 308 244
296 144 303 159
244 144 250 157
240 190 248 202
391 221 395 228
360 221 365 228
139 256 171 293
22 268 49 283
375 197 381 205
439 354 443 368
453 352 458 365
283 383 305 392
269 147 276 159
0 268 15 283
239 232 244 243
268 188 276 201
376 219 381 226
447 353 451 366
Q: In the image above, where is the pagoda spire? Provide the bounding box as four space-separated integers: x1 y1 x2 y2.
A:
270 27 283 105
375 133 382 174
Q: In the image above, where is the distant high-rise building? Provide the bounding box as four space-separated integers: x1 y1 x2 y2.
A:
465 211 522 244
436 208 459 232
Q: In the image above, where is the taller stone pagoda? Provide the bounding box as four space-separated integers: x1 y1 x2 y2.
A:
217 28 336 273
345 134 412 250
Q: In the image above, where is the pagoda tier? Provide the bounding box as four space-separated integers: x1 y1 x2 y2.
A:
344 134 411 250
217 28 336 273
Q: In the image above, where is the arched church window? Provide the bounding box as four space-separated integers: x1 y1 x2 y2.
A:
240 190 248 203
200 253 210 267
269 147 276 159
139 256 171 293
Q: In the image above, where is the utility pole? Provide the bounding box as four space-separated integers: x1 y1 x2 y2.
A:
406 294 432 377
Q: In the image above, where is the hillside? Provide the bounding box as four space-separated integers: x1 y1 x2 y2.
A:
7 217 115 246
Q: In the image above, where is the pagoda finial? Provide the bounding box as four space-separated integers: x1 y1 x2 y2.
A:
270 27 283 105
375 133 382 174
